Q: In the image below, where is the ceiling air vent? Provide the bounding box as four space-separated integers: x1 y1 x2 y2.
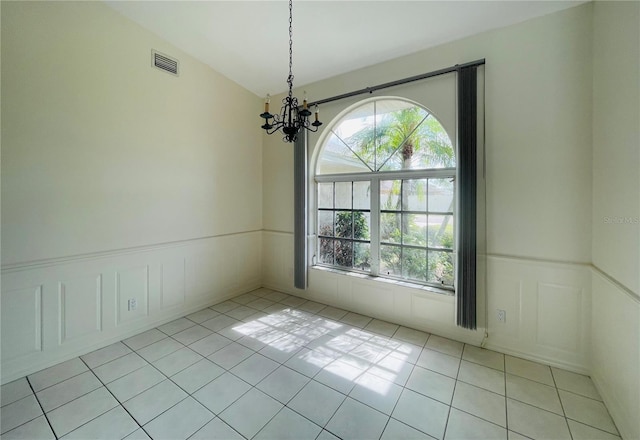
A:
152 50 179 76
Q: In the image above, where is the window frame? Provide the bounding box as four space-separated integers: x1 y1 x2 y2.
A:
315 166 456 292
312 97 458 293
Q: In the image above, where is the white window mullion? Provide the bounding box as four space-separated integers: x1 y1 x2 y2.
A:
370 177 380 276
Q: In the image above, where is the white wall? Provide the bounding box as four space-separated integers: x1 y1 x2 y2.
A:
263 3 594 372
1 1 263 382
2 1 262 265
591 3 640 439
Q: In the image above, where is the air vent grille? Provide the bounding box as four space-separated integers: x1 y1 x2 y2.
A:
152 50 179 76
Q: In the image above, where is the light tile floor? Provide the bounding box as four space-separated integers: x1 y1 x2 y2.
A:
1 288 621 440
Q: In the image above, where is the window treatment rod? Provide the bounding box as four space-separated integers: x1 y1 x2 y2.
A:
307 58 485 108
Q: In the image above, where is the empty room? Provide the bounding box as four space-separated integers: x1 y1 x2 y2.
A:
1 1 638 439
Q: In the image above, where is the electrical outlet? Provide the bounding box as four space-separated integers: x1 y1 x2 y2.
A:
496 309 506 323
128 298 137 311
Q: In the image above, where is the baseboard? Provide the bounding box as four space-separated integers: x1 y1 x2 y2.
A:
262 280 484 347
482 341 590 374
592 371 636 440
1 232 262 384
1 287 259 384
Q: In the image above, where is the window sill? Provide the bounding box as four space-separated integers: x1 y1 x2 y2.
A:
310 265 454 297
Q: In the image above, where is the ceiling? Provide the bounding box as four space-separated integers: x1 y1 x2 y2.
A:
105 1 585 97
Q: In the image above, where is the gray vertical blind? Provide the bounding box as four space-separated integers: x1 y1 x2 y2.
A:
294 131 308 289
456 66 478 329
295 60 484 306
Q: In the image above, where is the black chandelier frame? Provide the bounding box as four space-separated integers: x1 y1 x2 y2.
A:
260 0 322 143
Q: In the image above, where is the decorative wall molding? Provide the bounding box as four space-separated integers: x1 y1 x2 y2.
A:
0 285 43 360
115 266 150 326
58 275 102 345
261 230 592 373
592 263 640 303
160 257 186 309
1 230 262 273
590 268 640 440
1 232 261 384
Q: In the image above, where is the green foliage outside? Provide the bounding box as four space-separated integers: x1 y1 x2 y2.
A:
347 106 455 171
352 102 455 286
319 100 455 287
319 211 370 270
380 213 454 285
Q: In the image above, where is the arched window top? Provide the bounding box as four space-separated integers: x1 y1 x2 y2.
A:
316 97 455 175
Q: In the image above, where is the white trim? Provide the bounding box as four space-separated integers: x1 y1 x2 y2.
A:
591 264 639 303
1 230 262 273
316 167 457 182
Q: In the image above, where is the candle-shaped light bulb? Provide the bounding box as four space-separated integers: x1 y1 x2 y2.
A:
314 104 319 121
303 91 308 109
264 94 271 113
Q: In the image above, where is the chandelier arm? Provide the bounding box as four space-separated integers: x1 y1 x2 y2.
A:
258 0 323 142
265 120 284 135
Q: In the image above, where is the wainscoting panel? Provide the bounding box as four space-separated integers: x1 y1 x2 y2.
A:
485 256 591 373
236 232 262 289
536 283 582 352
261 231 592 372
352 280 393 316
262 231 293 288
590 269 640 440
411 292 455 326
58 275 102 344
486 271 523 343
160 257 186 309
0 285 43 361
214 235 241 294
0 232 262 384
115 266 149 326
263 231 482 346
186 248 217 298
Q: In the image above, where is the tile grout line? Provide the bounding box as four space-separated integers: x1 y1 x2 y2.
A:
93 352 153 385
174 296 605 439
26 365 138 437
442 340 464 439
77 357 151 439
248 397 307 440
89 349 229 439
31 368 133 439
25 376 58 439
503 349 509 436
81 343 133 373
261 307 351 438
91 346 223 439
376 339 421 440
12 290 609 440
236 300 346 439
26 367 87 396
551 367 575 440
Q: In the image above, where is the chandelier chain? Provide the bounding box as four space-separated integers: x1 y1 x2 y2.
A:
287 0 294 95
259 0 322 142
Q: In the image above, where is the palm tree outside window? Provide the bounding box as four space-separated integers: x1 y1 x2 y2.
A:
315 98 456 291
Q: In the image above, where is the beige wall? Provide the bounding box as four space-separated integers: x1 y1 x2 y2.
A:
263 2 594 371
265 3 593 264
264 4 640 436
1 1 263 266
1 1 263 382
2 1 638 437
591 2 640 295
591 2 640 440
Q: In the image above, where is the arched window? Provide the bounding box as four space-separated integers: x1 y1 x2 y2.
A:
315 97 456 290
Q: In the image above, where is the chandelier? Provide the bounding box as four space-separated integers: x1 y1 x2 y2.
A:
259 0 322 143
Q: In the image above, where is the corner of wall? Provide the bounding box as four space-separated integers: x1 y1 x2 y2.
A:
590 2 640 438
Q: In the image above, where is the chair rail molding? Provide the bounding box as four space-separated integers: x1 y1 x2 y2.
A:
1 232 262 384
